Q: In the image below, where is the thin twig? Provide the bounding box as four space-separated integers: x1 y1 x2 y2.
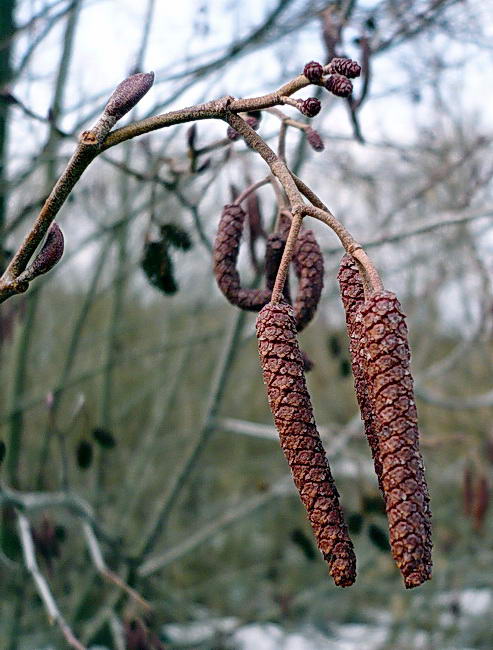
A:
81 522 151 610
17 512 86 650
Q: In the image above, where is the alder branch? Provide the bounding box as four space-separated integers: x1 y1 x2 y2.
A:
0 60 365 304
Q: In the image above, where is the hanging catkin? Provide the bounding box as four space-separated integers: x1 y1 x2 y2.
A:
361 291 432 588
213 204 270 311
292 229 324 332
337 255 383 492
256 302 356 586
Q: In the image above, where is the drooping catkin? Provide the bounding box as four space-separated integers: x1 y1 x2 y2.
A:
256 302 356 586
361 291 432 588
337 255 383 491
292 229 324 332
213 204 270 311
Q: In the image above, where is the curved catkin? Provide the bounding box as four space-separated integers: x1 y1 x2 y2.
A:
256 302 356 586
292 229 324 332
213 204 270 311
337 255 383 492
361 291 432 588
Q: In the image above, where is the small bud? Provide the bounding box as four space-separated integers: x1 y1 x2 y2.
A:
226 126 241 141
472 475 489 533
160 223 193 251
300 97 321 118
26 222 64 279
76 440 93 469
227 116 259 141
247 110 262 122
300 349 314 372
196 157 211 173
290 528 316 561
347 513 363 535
186 124 197 149
368 523 391 552
306 127 325 152
104 71 154 120
328 57 362 79
325 74 353 98
245 115 260 130
93 427 116 449
339 358 351 377
141 240 178 295
303 61 324 83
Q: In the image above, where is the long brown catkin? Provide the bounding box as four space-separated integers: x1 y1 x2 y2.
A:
256 302 356 586
337 255 383 492
361 291 432 588
292 229 324 332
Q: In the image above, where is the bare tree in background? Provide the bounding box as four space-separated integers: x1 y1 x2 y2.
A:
0 1 492 648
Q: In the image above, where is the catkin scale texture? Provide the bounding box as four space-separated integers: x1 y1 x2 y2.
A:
361 291 432 588
213 204 270 311
256 302 356 586
337 255 383 491
292 229 324 332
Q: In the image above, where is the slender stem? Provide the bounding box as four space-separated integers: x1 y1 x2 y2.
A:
17 512 86 650
303 204 383 292
138 478 292 577
81 522 150 610
233 176 270 205
271 210 303 303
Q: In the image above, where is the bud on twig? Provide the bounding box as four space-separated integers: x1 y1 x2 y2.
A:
328 57 362 79
303 61 324 83
227 116 259 141
300 98 321 118
256 302 356 586
104 72 155 121
305 127 325 152
226 126 242 141
21 222 64 282
186 124 197 150
325 74 353 98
